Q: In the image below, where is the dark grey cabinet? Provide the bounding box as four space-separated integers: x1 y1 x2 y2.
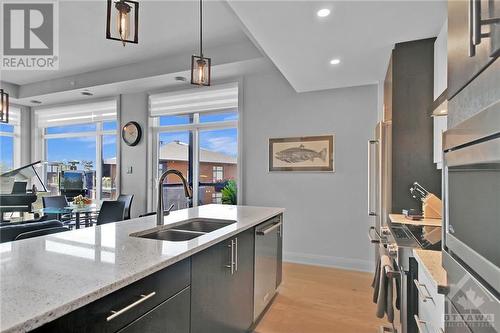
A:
448 0 500 99
32 259 191 333
191 228 255 333
117 287 190 333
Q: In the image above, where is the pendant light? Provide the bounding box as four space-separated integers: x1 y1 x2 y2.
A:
106 0 139 46
191 0 211 86
0 89 9 124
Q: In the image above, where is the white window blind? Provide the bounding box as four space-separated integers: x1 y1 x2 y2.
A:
8 106 21 126
34 99 117 128
149 83 238 117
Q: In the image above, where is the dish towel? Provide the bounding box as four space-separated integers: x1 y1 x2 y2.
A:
374 254 395 323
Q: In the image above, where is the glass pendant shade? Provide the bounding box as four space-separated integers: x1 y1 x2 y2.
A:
106 0 138 46
191 55 211 86
0 89 9 124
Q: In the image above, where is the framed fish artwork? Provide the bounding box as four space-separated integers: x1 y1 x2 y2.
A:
269 135 335 172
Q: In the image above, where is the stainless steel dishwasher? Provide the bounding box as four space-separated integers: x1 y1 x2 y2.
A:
254 215 282 320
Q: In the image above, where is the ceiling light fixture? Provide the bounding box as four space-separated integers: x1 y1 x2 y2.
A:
330 58 341 65
106 0 139 46
81 90 94 96
30 100 42 105
317 8 331 17
0 89 9 124
191 0 211 86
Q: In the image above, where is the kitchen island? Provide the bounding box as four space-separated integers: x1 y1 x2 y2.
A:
0 204 284 333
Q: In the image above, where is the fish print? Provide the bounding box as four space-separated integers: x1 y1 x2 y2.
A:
275 144 327 163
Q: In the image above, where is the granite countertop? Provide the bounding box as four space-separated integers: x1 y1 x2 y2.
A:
0 205 284 333
389 213 442 227
413 249 447 294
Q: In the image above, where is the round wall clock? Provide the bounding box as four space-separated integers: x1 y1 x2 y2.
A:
122 121 142 146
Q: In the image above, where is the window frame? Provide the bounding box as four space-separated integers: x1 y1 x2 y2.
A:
34 99 119 200
149 109 239 210
0 122 20 172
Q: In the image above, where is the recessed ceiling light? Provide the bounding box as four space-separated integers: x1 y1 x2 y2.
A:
330 58 341 65
317 8 330 18
175 76 188 82
30 100 42 104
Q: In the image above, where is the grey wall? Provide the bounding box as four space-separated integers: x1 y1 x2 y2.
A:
119 92 149 218
241 67 378 271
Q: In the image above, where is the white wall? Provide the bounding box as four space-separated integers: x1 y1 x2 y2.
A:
119 92 149 218
241 67 378 272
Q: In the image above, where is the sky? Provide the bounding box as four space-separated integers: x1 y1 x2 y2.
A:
0 113 238 172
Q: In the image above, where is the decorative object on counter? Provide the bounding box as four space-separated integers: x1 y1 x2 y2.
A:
0 88 9 123
122 121 142 146
402 208 423 220
191 0 211 86
269 135 334 172
106 0 139 46
72 195 92 208
409 182 442 218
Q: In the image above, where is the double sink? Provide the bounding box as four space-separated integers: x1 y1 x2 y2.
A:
131 218 236 241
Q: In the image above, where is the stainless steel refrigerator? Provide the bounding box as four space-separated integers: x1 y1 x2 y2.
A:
368 121 392 244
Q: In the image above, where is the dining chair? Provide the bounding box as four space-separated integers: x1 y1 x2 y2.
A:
42 195 73 223
15 226 70 241
117 194 134 220
96 201 126 225
0 220 63 243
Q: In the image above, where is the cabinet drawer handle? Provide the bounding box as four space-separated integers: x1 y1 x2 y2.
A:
257 222 282 235
106 291 156 322
234 237 238 272
413 279 434 303
414 314 428 333
226 240 235 274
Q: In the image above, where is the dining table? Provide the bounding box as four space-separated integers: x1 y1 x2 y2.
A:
39 202 102 229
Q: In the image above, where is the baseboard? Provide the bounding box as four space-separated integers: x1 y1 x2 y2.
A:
283 251 374 273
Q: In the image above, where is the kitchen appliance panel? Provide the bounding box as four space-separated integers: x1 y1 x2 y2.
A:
443 251 500 332
254 217 280 320
443 103 500 294
448 0 500 99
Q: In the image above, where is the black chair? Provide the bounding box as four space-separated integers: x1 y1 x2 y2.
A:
96 201 126 225
117 194 134 220
0 220 63 243
15 226 70 241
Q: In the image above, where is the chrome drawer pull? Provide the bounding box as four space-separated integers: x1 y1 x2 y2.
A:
106 291 156 322
257 222 282 235
226 240 235 275
368 226 381 244
414 314 427 333
413 279 434 303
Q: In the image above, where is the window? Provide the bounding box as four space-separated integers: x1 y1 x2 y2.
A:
0 107 20 173
150 83 239 211
35 100 118 200
212 166 224 182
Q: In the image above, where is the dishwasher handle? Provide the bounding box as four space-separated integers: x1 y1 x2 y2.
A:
257 221 282 235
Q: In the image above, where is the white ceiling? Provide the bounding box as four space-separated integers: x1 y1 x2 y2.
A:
2 0 249 85
227 0 447 92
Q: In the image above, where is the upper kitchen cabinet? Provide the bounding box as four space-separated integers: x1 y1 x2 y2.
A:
448 0 500 99
434 21 448 100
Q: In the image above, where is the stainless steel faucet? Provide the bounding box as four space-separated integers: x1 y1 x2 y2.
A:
157 169 192 226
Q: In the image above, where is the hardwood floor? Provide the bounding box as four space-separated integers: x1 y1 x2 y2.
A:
254 262 387 333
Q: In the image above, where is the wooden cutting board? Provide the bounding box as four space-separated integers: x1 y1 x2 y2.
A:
389 213 442 227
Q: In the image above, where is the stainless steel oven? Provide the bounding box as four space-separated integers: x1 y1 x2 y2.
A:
443 100 500 295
